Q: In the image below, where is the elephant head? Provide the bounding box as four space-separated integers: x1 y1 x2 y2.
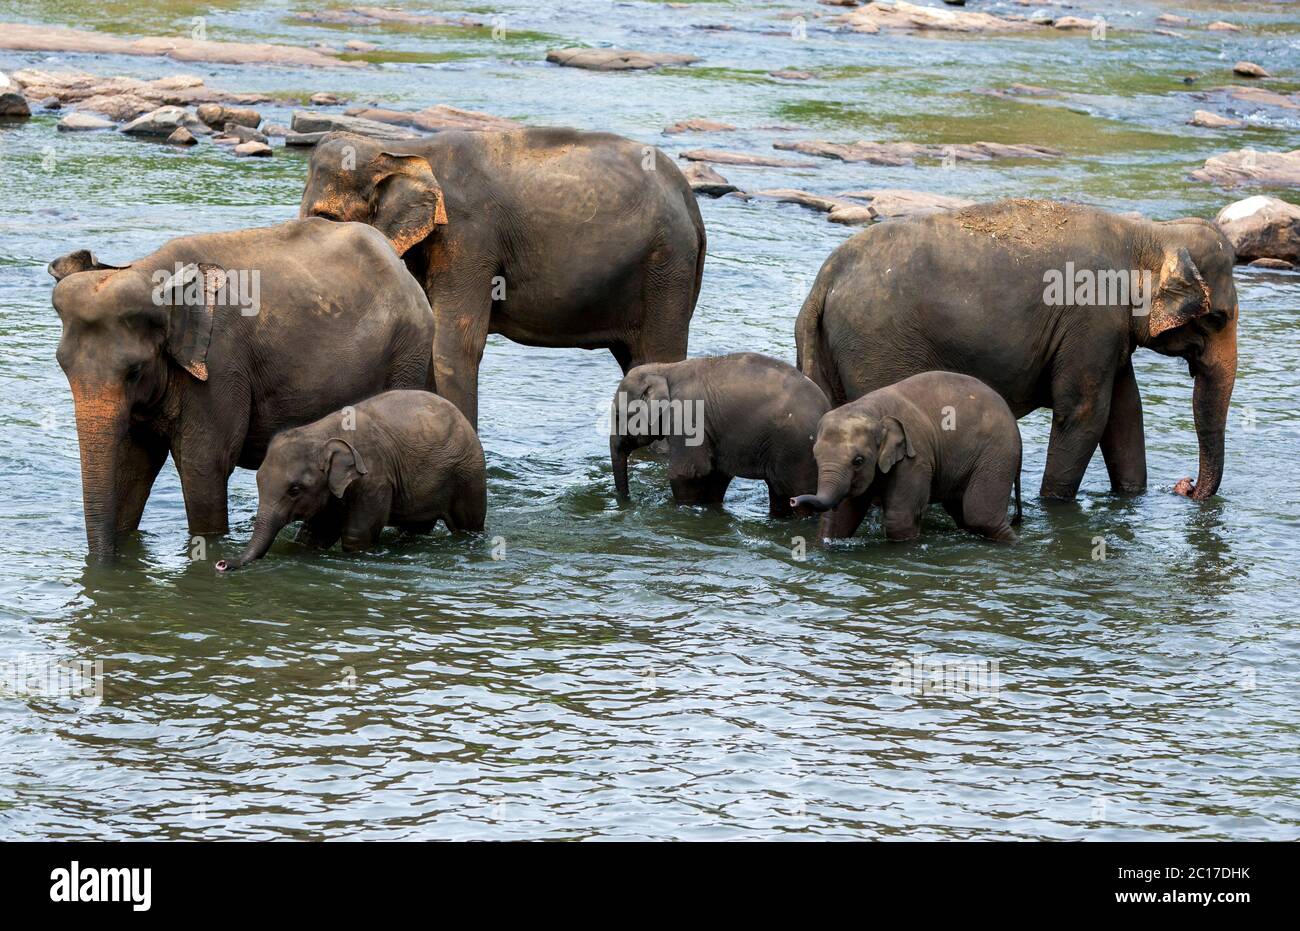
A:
299 133 447 258
50 251 222 560
217 434 367 571
791 410 914 513
1137 218 1238 500
609 365 672 498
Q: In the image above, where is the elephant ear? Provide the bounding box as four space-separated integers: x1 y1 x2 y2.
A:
1148 247 1211 338
877 416 915 474
372 152 447 256
324 437 369 498
48 249 129 281
156 262 227 381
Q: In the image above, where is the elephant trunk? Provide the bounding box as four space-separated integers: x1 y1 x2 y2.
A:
611 433 631 499
216 510 285 572
791 464 852 513
70 381 129 562
1181 315 1237 500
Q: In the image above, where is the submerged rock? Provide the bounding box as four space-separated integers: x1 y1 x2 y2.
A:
545 48 700 71
680 163 739 197
665 118 736 134
343 105 518 133
57 111 115 132
1191 149 1300 188
310 92 345 106
294 8 479 28
12 69 269 123
774 139 1062 165
1248 257 1294 270
1214 196 1300 264
837 188 975 220
680 148 819 168
1188 110 1244 129
0 23 367 69
769 70 814 81
166 126 197 146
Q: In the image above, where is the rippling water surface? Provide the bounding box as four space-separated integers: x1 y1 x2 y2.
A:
0 0 1298 839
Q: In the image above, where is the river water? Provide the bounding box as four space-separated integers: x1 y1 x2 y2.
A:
0 0 1297 839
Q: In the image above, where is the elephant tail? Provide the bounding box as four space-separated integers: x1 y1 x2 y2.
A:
796 272 843 406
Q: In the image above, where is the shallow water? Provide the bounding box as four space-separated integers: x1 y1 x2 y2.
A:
1 0 1298 839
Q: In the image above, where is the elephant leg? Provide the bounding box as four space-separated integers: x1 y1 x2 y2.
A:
767 482 794 518
295 500 344 549
627 254 694 369
430 286 492 430
1040 371 1114 500
881 467 932 542
174 454 231 538
819 495 870 540
961 477 1017 543
115 429 170 533
669 471 730 505
447 477 487 532
340 484 393 552
1099 361 1147 495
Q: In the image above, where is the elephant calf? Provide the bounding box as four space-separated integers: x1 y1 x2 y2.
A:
793 372 1022 543
218 391 485 570
611 353 829 516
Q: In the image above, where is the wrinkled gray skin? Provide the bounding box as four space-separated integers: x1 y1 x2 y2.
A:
219 390 485 570
300 129 707 428
792 371 1022 543
797 199 1238 502
50 219 434 562
611 353 830 516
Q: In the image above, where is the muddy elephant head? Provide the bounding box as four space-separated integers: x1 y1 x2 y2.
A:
217 434 367 571
609 365 672 498
1138 218 1238 500
791 410 914 513
50 252 222 560
299 133 447 258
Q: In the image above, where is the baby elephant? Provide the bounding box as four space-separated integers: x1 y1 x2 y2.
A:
218 390 485 570
611 353 830 516
792 371 1021 542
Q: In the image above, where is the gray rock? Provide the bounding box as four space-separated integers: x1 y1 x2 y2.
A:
223 122 269 144
545 47 700 71
1215 195 1300 264
1191 148 1300 188
1248 257 1294 270
39 96 61 109
0 91 31 117
121 105 206 136
166 126 197 146
681 163 739 197
1233 61 1269 78
1189 110 1244 129
57 111 115 132
289 110 419 140
196 102 261 129
283 131 329 147
234 140 272 157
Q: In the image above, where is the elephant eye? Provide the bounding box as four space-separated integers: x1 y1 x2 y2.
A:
853 455 865 466
287 484 302 497
124 362 145 384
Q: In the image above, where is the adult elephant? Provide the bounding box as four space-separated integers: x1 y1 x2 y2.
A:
49 218 435 561
795 199 1238 501
299 128 707 427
